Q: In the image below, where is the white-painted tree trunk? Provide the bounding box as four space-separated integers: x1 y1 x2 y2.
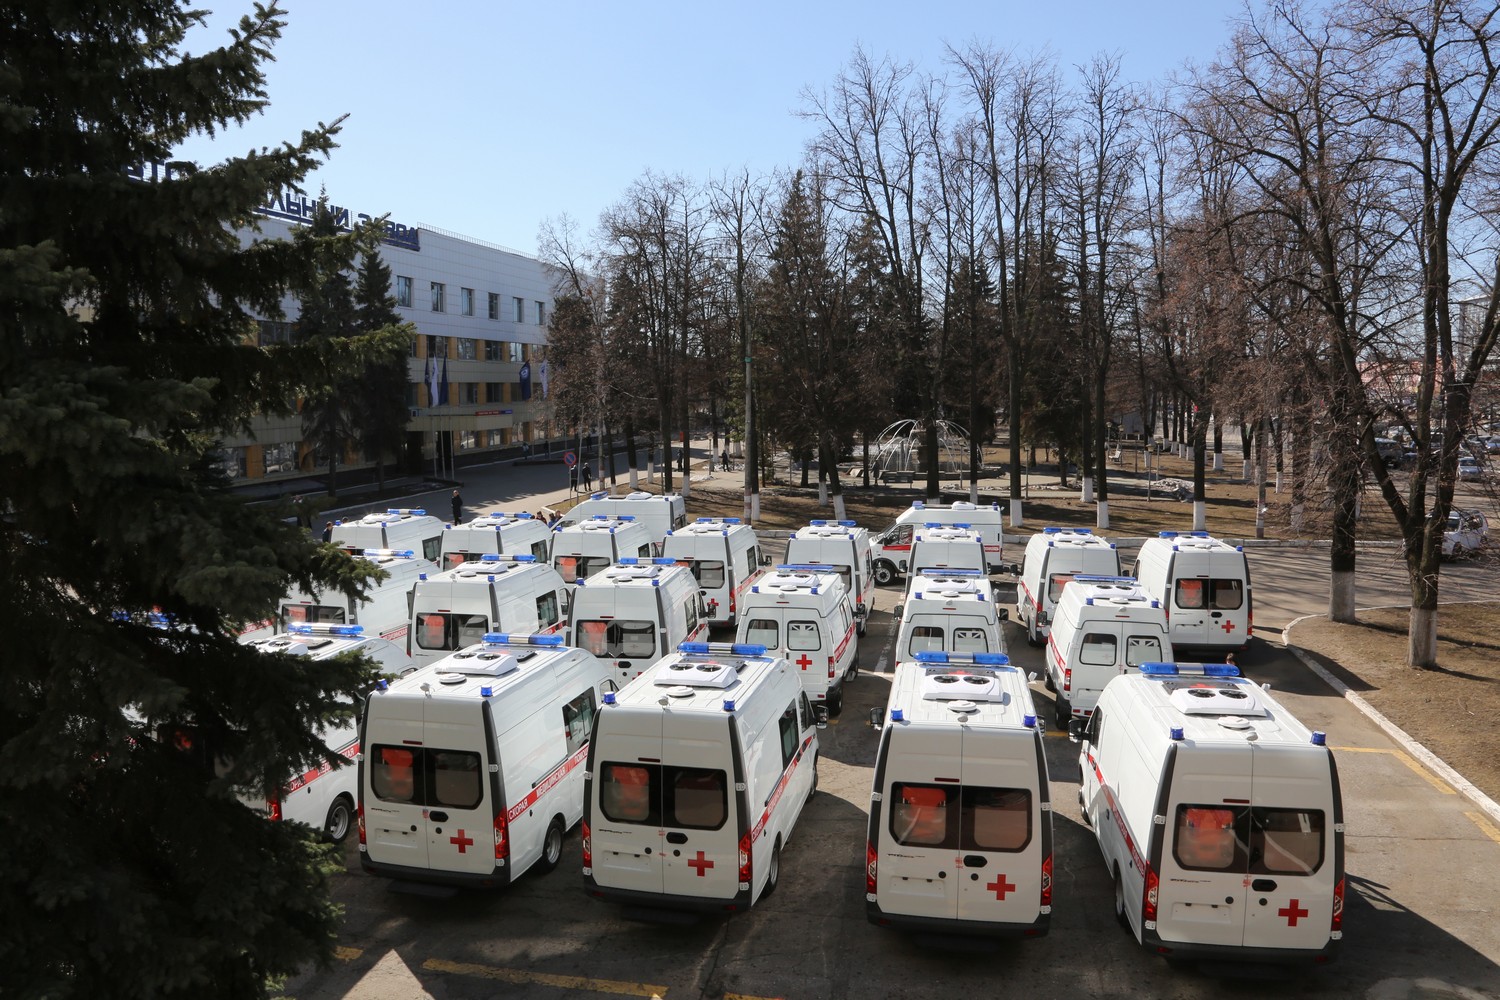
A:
1193 500 1206 531
1241 459 1251 482
751 492 761 522
1081 475 1094 504
970 481 979 504
833 494 847 522
681 469 691 500
818 481 828 506
1096 500 1110 530
1275 470 1282 494
1330 569 1356 622
1213 452 1223 472
628 468 639 490
1290 502 1304 534
1010 498 1024 528
1408 606 1438 667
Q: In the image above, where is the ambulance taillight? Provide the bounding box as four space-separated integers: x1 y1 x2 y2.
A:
828 655 835 679
266 794 283 822
581 819 592 872
1040 853 1053 908
1143 864 1160 925
494 812 510 863
357 803 366 846
1063 667 1072 694
738 831 753 889
1331 877 1345 936
866 841 878 896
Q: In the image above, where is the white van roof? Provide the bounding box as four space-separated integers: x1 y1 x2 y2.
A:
666 517 756 539
1110 662 1320 749
582 558 694 589
885 652 1040 729
605 642 785 714
341 508 436 530
1147 530 1243 554
242 623 389 660
374 633 590 703
913 524 984 541
438 554 549 584
751 566 843 596
906 569 994 605
792 519 870 540
1030 526 1117 551
1058 575 1160 610
462 511 545 529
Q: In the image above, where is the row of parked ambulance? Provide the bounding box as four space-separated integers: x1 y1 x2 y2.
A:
233 494 1340 967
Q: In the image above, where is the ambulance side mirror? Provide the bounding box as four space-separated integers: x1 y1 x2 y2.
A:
868 707 884 731
1067 718 1087 743
761 554 774 566
1009 563 1022 576
813 705 829 728
997 608 1009 622
893 604 904 620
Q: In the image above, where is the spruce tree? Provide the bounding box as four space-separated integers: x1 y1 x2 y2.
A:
296 202 358 496
0 4 401 996
350 249 412 491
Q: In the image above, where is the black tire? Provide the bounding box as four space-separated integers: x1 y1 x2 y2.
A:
827 688 843 717
810 754 818 796
873 560 897 587
1043 671 1056 692
1114 868 1130 929
1026 627 1043 648
537 817 565 875
323 794 354 844
1053 697 1070 731
1078 789 1091 827
761 838 781 900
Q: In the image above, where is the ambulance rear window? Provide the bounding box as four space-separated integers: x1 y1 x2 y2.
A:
745 618 778 649
415 612 488 652
598 763 728 830
1252 808 1325 875
1173 805 1242 871
787 621 820 651
889 783 1032 852
600 763 657 824
1124 635 1164 667
952 628 990 653
1047 573 1075 603
965 787 1032 851
1175 579 1206 609
906 626 945 657
442 552 476 571
556 555 610 585
891 783 952 847
281 604 346 626
668 767 727 830
575 620 655 658
369 746 483 810
1080 632 1117 666
687 559 726 589
1210 578 1244 610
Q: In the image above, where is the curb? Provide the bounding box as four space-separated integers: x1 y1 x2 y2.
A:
1282 614 1500 827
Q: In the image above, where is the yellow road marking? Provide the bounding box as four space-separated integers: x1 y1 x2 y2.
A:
1466 811 1500 846
423 958 668 997
333 946 362 962
1331 745 1453 795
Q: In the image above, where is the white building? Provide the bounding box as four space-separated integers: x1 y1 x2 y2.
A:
216 192 560 484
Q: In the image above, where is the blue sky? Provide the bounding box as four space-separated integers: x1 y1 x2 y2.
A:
177 1 1249 256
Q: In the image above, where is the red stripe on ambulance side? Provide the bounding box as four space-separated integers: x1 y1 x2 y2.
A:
283 737 360 796
505 743 589 824
751 733 815 842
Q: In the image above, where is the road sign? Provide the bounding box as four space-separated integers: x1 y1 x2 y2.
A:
564 451 577 468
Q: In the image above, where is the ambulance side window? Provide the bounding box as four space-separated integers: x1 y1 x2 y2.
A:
778 703 799 768
535 591 561 629
890 783 955 848
1080 632 1117 666
600 762 658 825
1210 578 1244 610
684 596 700 635
1085 707 1105 746
1124 635 1164 667
1173 804 1246 872
799 692 813 730
637 544 652 559
561 690 596 755
787 621 820 651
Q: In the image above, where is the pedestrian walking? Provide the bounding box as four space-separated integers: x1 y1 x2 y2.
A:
321 521 333 543
450 488 463 525
581 462 593 492
721 448 731 472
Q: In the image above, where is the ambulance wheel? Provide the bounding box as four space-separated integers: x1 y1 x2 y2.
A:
873 561 897 587
1043 671 1056 692
1078 789 1091 826
323 794 354 844
1053 698 1070 731
1113 868 1130 929
537 817 565 875
827 689 843 717
761 838 782 900
1026 626 1043 648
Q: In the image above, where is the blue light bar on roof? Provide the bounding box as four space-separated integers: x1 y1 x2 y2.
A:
618 557 641 565
288 623 364 637
913 651 951 663
386 508 426 516
1073 574 1136 585
1140 662 1178 675
362 548 416 558
651 557 678 565
678 641 768 657
482 632 565 646
776 564 837 575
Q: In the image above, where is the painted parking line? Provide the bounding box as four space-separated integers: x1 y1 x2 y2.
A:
422 958 669 998
334 946 363 962
1332 745 1455 795
725 994 783 1000
1466 811 1500 846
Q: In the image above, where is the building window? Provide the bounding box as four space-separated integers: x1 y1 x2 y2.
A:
257 320 293 346
485 382 502 401
484 340 503 362
263 442 297 476
396 275 413 307
462 383 478 405
513 296 524 323
457 338 476 361
488 292 499 320
459 430 478 451
509 342 523 363
536 301 546 325
431 282 445 312
408 336 419 357
461 287 475 316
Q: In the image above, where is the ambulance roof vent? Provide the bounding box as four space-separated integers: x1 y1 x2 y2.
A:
945 700 981 714
625 492 655 500
654 659 737 689
757 570 822 593
920 670 1006 703
455 560 522 579
442 649 522 677
603 562 666 583
1166 682 1268 718
257 637 314 656
663 685 696 698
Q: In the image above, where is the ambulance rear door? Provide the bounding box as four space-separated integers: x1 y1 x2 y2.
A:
954 727 1045 926
877 724 962 920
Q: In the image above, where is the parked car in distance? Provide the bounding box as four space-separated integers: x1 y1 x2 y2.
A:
1443 509 1489 559
1457 455 1484 481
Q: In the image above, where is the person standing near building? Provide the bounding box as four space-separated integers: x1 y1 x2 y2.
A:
581 462 593 492
450 488 463 525
721 447 731 473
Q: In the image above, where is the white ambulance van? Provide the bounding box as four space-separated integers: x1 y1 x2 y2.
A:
893 569 1008 661
550 516 655 601
1016 527 1122 647
783 519 875 636
440 512 553 571
330 508 444 566
408 556 567 667
583 641 819 916
735 566 859 715
872 500 1009 585
240 623 415 843
906 524 989 578
359 633 613 889
1132 531 1253 654
557 491 687 554
1045 576 1171 729
568 559 709 682
241 548 428 644
660 517 764 628
866 651 1052 937
1075 662 1344 965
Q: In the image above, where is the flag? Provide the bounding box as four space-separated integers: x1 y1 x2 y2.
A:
439 354 449 407
426 350 440 407
519 361 532 401
539 360 549 399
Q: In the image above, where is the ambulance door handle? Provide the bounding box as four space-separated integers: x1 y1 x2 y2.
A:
963 855 988 868
665 832 688 844
1251 878 1277 892
429 811 449 823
